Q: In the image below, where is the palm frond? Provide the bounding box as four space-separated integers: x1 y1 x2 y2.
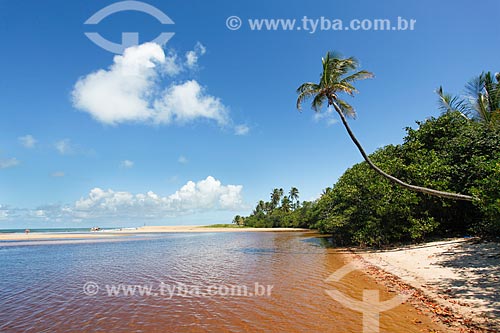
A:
297 51 373 115
296 82 320 94
477 94 491 122
296 83 321 110
332 82 358 96
463 72 500 123
336 99 356 118
327 57 359 77
341 70 374 84
483 72 499 112
436 86 470 119
311 94 326 112
465 75 484 100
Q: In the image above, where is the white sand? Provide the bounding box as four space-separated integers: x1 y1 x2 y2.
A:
0 226 311 241
355 238 500 330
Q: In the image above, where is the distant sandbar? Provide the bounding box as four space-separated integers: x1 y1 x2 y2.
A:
0 226 311 241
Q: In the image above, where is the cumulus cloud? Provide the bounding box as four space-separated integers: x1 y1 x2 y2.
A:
162 50 182 76
154 80 228 124
73 176 244 218
234 124 250 136
18 135 36 148
72 42 228 126
121 160 134 168
2 176 244 222
0 158 19 169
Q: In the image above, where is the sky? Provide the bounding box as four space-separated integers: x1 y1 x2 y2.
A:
0 0 499 228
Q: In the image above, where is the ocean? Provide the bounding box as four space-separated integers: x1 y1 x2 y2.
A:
0 228 119 234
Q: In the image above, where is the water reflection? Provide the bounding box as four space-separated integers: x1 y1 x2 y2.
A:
0 232 440 332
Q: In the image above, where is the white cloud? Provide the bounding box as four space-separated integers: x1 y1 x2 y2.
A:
313 106 339 127
0 158 19 169
18 135 36 148
72 176 244 218
185 52 197 68
234 124 250 136
154 80 228 125
185 42 206 68
177 156 188 164
121 160 134 168
162 50 182 76
72 42 228 126
55 139 73 155
51 171 65 177
0 205 8 220
0 177 245 222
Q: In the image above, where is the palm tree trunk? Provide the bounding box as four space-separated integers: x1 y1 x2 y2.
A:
331 102 474 201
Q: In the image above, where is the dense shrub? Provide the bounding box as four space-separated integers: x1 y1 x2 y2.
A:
238 112 500 246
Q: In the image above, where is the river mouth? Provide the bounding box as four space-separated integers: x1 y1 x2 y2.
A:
0 232 442 332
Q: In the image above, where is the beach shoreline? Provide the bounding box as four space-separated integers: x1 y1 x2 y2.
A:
0 226 312 241
347 238 500 332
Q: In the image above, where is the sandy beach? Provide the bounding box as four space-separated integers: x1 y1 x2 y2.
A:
0 226 311 241
351 238 500 332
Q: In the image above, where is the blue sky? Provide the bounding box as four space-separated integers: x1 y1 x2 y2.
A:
0 0 499 228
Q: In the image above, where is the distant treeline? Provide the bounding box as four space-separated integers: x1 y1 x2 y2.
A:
234 111 500 246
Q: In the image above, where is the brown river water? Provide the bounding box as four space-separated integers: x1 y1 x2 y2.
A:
0 232 443 332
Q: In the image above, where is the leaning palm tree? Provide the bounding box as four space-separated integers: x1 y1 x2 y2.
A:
296 51 473 201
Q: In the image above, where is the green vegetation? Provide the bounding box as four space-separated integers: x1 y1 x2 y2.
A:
315 112 500 246
234 52 499 246
236 187 319 229
205 224 246 228
237 112 500 246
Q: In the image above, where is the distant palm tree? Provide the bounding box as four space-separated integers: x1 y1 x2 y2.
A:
437 72 500 126
264 201 272 214
270 188 282 209
281 196 291 213
232 215 244 226
297 51 473 201
289 187 299 209
253 200 266 214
